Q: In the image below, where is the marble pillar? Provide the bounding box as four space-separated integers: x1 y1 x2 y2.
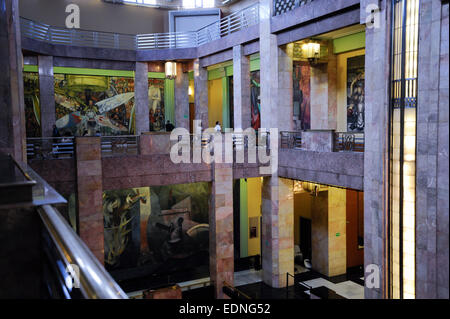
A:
135 62 149 135
416 0 449 299
362 0 390 299
311 187 347 277
38 55 55 137
259 0 295 288
76 137 104 264
233 45 251 130
174 62 190 130
209 163 234 298
0 0 26 163
194 58 208 130
327 187 347 276
310 43 337 130
261 177 294 288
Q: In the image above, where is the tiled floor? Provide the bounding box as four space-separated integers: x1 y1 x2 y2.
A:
236 268 365 300
128 267 365 300
234 269 262 286
302 277 364 299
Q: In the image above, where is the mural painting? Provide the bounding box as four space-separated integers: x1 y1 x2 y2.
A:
148 78 165 132
293 61 311 130
54 74 137 136
23 72 41 137
250 70 261 130
102 183 210 279
347 55 365 132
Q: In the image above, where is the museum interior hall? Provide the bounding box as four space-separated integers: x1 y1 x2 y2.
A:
0 0 448 300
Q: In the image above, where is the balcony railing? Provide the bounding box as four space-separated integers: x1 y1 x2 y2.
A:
39 204 128 299
197 2 259 46
27 137 75 160
273 0 315 16
20 3 259 50
280 131 302 149
101 135 140 156
333 132 364 152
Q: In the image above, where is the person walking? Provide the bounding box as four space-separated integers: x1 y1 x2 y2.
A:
214 121 221 132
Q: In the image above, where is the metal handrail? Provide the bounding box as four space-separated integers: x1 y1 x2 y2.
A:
280 131 302 149
38 205 128 299
223 281 252 300
20 3 260 50
101 135 139 156
333 132 364 152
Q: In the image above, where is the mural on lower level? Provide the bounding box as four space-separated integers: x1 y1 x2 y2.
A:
293 61 311 130
54 74 135 136
250 70 261 130
23 72 41 137
102 183 210 278
347 55 365 132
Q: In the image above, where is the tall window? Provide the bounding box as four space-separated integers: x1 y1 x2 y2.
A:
389 0 419 299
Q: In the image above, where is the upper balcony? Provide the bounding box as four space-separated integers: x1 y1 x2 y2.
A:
20 2 260 56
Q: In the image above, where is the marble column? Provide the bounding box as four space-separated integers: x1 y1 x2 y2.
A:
311 187 347 277
259 0 294 131
361 0 391 299
416 0 449 299
261 177 294 288
209 162 234 298
0 0 26 163
135 62 149 135
38 55 55 137
310 43 337 130
194 58 209 130
76 137 104 264
259 0 295 288
232 45 251 130
174 62 190 130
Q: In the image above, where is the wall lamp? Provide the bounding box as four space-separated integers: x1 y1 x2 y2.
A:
165 61 177 80
302 41 321 65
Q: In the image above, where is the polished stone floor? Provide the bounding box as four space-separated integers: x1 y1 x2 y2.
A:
128 266 365 299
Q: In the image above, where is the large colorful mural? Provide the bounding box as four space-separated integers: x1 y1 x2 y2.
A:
293 61 311 130
23 72 41 137
347 55 365 132
23 70 167 137
102 183 210 279
54 74 135 136
250 70 261 130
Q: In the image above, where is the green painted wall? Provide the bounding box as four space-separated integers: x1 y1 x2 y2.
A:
333 32 366 54
164 79 175 125
222 77 231 129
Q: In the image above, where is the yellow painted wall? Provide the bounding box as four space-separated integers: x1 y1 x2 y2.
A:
189 80 195 103
336 49 365 132
294 192 312 246
208 78 223 128
247 177 262 256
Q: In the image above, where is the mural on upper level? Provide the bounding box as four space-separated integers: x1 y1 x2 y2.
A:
148 78 166 132
102 183 210 281
250 70 261 130
293 61 311 130
23 72 41 137
54 74 135 136
347 55 365 132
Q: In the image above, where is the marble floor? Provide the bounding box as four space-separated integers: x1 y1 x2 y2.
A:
128 267 365 299
302 277 364 299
